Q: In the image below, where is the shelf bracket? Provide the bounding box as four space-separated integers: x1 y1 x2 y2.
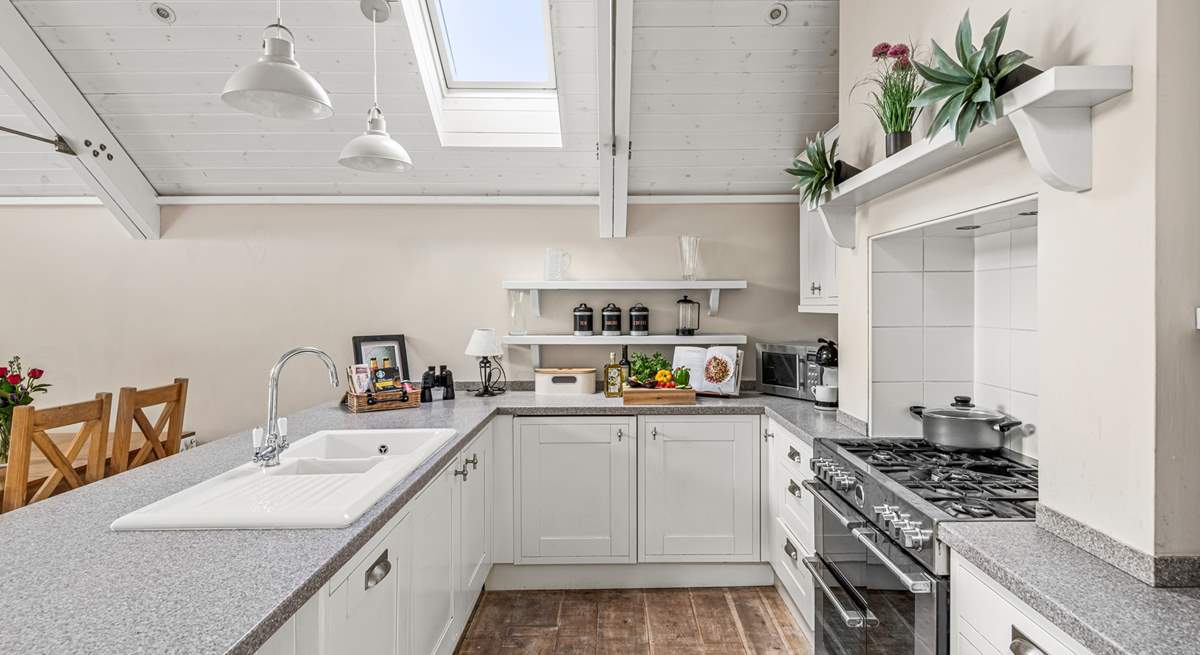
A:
1008 106 1093 192
530 344 541 369
708 288 720 316
816 204 857 249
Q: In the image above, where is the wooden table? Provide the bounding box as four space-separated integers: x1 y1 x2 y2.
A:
0 430 195 505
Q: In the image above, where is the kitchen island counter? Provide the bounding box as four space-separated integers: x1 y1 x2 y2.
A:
0 391 855 655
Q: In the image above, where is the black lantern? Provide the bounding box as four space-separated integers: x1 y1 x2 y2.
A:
676 295 700 336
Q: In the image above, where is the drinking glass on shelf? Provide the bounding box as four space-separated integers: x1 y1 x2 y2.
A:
508 290 529 336
679 235 701 281
544 248 571 281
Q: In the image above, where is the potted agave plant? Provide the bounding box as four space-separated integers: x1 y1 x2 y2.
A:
785 132 861 209
853 41 924 156
910 10 1040 145
0 356 50 464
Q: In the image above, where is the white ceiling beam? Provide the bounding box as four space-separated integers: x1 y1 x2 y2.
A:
595 0 616 238
629 194 798 205
0 1 159 239
611 0 633 238
156 195 600 206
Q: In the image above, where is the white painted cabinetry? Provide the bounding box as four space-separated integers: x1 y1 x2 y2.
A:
456 423 493 622
764 419 816 632
639 415 760 562
799 203 838 312
515 416 636 563
951 551 1091 655
410 461 457 655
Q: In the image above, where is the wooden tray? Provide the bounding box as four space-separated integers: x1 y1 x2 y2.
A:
341 387 420 413
622 386 697 406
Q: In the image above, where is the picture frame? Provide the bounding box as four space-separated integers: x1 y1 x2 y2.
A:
352 334 410 380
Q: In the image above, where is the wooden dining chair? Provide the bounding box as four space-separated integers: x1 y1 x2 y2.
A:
111 378 189 473
2 393 113 513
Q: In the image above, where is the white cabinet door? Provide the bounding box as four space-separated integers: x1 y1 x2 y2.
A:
639 415 760 562
412 463 457 655
457 425 493 621
765 419 815 631
323 521 402 655
516 416 636 564
799 203 838 309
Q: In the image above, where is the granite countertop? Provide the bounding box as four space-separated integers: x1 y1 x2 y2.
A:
0 391 857 655
940 522 1200 655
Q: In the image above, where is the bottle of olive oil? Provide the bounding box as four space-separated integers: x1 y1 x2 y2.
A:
619 345 631 382
603 352 625 398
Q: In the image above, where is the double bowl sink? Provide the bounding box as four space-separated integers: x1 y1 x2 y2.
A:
110 428 456 531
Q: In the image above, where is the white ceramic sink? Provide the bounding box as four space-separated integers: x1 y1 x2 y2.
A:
110 428 456 530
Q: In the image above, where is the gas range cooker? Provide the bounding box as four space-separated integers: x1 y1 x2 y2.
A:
811 437 1039 576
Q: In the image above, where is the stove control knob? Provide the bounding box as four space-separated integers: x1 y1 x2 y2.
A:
879 510 898 526
872 505 899 522
891 514 912 538
833 475 855 491
902 527 932 551
810 457 828 473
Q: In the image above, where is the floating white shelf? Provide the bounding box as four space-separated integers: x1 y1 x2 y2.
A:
501 279 748 316
816 65 1133 249
502 333 748 368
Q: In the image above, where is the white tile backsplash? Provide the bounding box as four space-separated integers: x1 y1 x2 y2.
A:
872 238 924 272
872 382 925 437
924 272 974 326
973 382 1012 414
923 237 974 271
975 327 1011 388
1010 226 1038 267
924 327 973 381
872 327 924 382
974 232 1011 270
1009 330 1039 394
872 272 924 326
1006 391 1040 457
924 382 973 407
974 269 1011 329
1010 266 1037 330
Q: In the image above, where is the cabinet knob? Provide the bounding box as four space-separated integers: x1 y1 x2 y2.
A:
810 282 822 294
466 453 479 470
616 428 623 442
763 430 774 442
651 427 658 440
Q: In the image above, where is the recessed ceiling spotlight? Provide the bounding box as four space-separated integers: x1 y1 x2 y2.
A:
1018 210 1038 216
150 2 176 24
763 2 788 26
955 225 982 231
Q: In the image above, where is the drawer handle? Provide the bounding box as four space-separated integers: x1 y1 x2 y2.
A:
787 447 803 463
364 550 391 590
1009 638 1045 655
783 538 799 561
763 430 774 442
787 480 803 499
454 465 469 481
652 427 658 440
617 428 623 442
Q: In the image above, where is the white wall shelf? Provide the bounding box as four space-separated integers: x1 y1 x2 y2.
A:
816 65 1132 249
502 333 748 368
501 280 748 317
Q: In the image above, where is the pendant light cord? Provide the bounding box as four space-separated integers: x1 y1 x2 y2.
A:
371 9 379 110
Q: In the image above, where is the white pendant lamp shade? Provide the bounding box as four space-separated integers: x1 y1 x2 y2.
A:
339 108 413 172
222 25 333 120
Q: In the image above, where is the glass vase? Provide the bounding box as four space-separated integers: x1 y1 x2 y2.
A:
0 419 10 466
508 289 530 336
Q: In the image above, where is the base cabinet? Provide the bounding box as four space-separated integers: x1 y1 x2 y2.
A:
765 419 816 632
412 463 457 655
457 423 493 621
639 416 760 562
515 417 636 563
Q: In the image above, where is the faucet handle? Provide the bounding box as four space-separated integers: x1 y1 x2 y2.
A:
276 417 288 438
252 427 264 450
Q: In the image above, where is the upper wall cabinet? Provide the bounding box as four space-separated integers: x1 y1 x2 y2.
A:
818 66 1133 248
799 203 838 314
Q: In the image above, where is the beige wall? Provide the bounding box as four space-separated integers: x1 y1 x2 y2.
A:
3 202 833 442
837 1 1174 555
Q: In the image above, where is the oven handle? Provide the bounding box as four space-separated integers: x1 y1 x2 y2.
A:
851 527 933 594
802 556 877 628
802 480 864 529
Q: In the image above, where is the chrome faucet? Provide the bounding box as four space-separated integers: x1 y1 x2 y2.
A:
254 346 340 467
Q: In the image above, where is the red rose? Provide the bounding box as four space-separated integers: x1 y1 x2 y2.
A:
887 43 910 58
871 42 892 58
28 368 44 379
6 374 21 385
0 367 7 378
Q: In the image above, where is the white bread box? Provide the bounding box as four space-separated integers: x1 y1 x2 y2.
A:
534 368 596 395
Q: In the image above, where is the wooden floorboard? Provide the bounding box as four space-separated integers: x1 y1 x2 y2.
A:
456 587 811 655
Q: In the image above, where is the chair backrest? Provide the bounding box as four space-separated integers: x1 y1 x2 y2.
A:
2 393 113 513
111 378 189 473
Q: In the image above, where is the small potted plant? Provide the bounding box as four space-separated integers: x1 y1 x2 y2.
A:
785 132 861 209
0 356 50 464
853 41 924 156
910 10 1039 145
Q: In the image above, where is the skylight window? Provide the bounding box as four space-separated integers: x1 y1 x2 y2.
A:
425 0 555 89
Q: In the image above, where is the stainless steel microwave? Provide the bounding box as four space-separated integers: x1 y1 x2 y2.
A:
756 341 827 401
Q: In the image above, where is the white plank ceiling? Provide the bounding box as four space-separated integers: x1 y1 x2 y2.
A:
4 0 838 198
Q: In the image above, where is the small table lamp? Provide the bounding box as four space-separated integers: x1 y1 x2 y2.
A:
464 328 505 396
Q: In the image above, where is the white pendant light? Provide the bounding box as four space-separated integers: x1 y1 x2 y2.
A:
221 0 332 120
339 0 413 173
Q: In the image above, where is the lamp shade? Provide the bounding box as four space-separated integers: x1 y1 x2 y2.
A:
465 329 502 357
222 32 333 121
338 109 413 173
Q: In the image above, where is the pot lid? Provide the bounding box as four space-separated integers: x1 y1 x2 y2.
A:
922 396 1013 422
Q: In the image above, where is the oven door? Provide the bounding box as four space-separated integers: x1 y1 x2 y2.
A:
805 481 948 655
802 480 871 655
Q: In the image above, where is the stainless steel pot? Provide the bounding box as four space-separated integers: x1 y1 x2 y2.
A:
908 396 1022 451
